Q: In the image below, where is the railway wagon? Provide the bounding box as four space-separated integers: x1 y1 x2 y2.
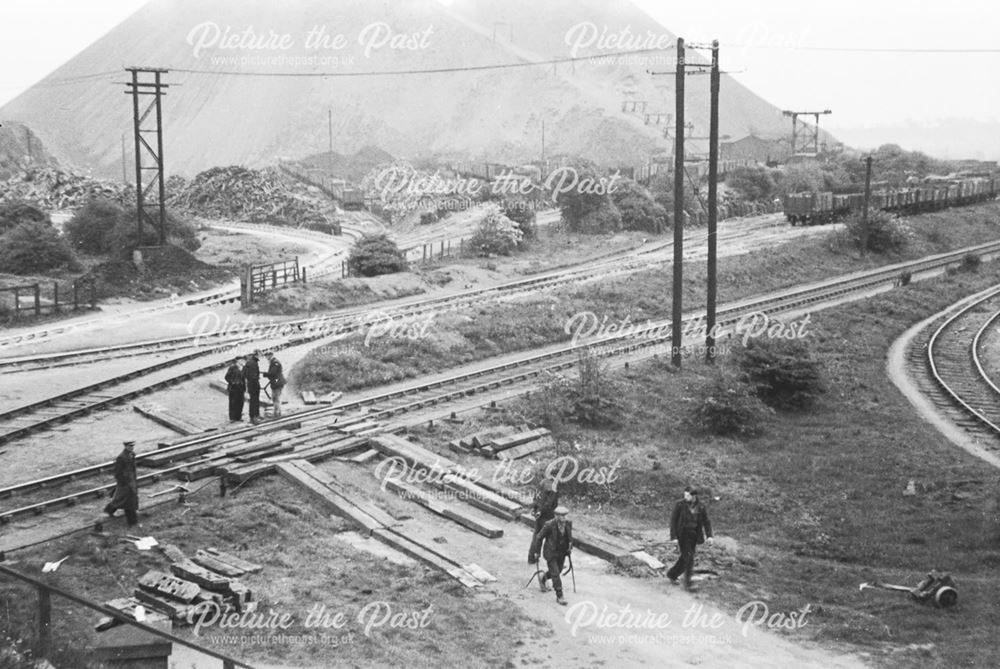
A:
784 177 996 225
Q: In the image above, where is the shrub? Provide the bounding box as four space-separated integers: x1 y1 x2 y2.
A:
500 198 538 240
65 199 200 257
737 337 824 410
611 180 667 233
347 234 407 276
528 349 624 430
725 166 778 202
688 370 770 437
0 221 81 274
844 210 912 254
64 198 123 253
575 199 623 234
0 202 50 235
960 252 981 273
468 206 524 256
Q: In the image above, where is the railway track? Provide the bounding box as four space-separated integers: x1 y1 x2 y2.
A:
918 284 1000 444
6 242 1000 530
2 229 999 448
0 222 353 351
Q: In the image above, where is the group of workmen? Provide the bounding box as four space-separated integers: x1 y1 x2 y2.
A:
223 350 286 423
528 480 712 605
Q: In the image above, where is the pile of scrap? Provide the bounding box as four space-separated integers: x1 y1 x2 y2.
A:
450 426 553 460
278 459 492 589
0 166 128 209
301 390 343 405
103 545 260 627
167 165 331 227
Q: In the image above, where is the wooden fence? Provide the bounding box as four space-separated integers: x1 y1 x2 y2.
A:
0 278 97 321
240 257 302 305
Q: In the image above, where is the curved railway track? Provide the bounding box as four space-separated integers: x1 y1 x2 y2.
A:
921 284 1000 442
6 242 1000 530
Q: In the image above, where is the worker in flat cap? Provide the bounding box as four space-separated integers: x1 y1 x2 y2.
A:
104 440 140 527
667 486 713 589
529 505 573 605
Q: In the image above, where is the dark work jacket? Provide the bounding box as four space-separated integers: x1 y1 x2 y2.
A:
531 519 573 561
113 449 137 492
225 364 245 390
670 500 712 545
532 489 559 523
265 359 286 389
243 357 260 390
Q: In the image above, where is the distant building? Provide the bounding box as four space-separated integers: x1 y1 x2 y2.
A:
720 135 791 165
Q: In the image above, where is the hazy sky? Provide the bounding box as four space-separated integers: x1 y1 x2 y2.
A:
1 0 998 131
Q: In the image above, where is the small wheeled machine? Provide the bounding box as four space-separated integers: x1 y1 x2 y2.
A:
860 570 958 608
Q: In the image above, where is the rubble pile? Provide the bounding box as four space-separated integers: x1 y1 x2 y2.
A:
0 167 127 209
168 165 331 226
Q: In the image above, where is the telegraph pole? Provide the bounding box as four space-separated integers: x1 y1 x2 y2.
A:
706 40 720 363
328 109 334 177
861 155 873 253
124 67 169 245
671 37 685 367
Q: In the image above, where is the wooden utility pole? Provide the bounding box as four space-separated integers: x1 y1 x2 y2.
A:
706 40 720 363
862 155 873 252
328 109 334 177
671 38 685 367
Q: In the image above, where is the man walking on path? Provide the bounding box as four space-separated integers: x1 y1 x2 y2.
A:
263 351 286 417
530 506 573 605
244 351 262 424
224 356 245 421
667 486 713 589
104 441 140 527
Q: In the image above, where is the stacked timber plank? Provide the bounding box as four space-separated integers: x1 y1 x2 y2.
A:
370 434 525 521
135 413 373 485
104 545 261 626
450 427 554 460
278 460 492 589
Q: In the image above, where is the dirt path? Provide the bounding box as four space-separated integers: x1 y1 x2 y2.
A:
310 459 866 669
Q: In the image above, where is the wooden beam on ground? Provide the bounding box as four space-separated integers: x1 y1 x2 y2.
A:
487 428 551 453
370 528 481 588
439 473 522 520
276 461 385 535
133 404 209 436
382 477 503 538
192 550 246 578
370 434 458 474
496 435 555 461
204 548 262 574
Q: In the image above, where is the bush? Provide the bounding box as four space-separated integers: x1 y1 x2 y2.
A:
500 198 538 240
64 198 125 253
725 166 778 202
0 202 50 235
65 199 200 257
737 337 824 410
575 199 623 234
688 371 770 437
611 180 667 233
844 210 912 254
347 234 408 276
528 349 624 430
555 162 622 234
960 252 982 273
0 221 81 274
468 206 524 256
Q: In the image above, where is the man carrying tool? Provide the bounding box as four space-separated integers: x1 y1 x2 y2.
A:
531 477 559 536
224 356 245 422
530 506 573 605
667 486 713 590
263 350 286 418
104 440 140 528
244 351 262 424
